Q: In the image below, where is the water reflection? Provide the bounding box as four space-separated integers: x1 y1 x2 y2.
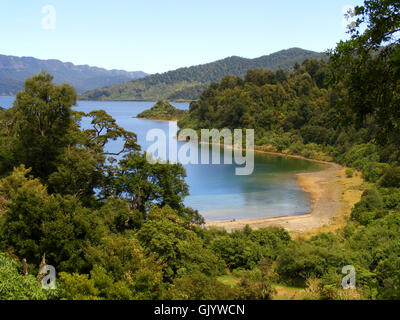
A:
0 97 325 221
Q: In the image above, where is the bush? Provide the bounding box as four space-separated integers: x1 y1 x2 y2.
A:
289 141 305 154
248 227 291 259
380 188 400 210
276 241 354 286
272 134 291 152
351 188 384 224
379 167 400 188
355 210 387 226
346 169 354 178
0 253 48 300
362 162 390 182
166 272 234 300
211 236 264 270
233 267 275 300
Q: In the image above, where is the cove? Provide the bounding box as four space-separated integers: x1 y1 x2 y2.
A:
0 97 325 222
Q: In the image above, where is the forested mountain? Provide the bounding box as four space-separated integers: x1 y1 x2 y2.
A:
0 54 148 95
80 48 325 101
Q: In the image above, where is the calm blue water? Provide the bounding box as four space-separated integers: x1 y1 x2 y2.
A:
0 97 324 221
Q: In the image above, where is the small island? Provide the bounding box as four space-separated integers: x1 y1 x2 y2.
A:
136 100 187 121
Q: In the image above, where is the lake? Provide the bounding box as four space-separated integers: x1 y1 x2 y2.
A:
0 97 324 221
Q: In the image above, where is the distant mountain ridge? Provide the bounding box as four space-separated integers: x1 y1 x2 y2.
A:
80 48 326 101
0 54 148 95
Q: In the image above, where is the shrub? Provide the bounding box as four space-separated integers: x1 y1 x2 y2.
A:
276 241 354 286
355 210 387 226
166 272 234 300
289 141 305 154
362 162 390 182
248 227 291 259
211 236 264 270
380 188 400 210
272 134 291 152
346 169 354 178
379 167 400 188
351 188 384 224
234 268 275 300
0 253 48 300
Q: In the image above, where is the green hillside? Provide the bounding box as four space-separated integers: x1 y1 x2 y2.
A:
80 48 326 101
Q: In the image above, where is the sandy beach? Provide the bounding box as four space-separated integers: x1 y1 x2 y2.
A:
205 161 364 235
134 119 363 235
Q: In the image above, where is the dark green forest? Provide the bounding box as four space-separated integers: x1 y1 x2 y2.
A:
80 48 324 101
0 0 400 300
137 100 187 121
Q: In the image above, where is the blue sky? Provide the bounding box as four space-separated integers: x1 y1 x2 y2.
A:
0 0 364 74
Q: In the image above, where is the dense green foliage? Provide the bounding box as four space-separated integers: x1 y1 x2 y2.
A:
0 72 278 300
176 0 400 300
137 100 187 121
329 0 400 145
80 48 325 101
0 253 49 300
178 59 399 181
1 0 400 301
0 54 147 95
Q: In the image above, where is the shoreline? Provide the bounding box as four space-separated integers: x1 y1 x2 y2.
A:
194 140 357 233
78 98 195 103
251 148 333 165
134 118 362 234
135 117 179 122
205 162 353 234
187 134 355 234
197 140 333 165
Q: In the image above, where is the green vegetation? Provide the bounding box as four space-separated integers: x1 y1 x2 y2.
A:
0 253 49 300
329 1 400 145
137 100 187 121
0 72 277 300
0 0 400 301
346 169 354 178
178 60 398 182
174 0 400 300
80 48 325 101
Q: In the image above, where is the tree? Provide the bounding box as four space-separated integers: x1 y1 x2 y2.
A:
0 166 106 272
47 145 105 204
166 272 234 300
111 152 190 215
136 206 223 281
0 102 25 177
210 235 264 270
234 260 276 300
84 110 140 156
12 72 77 180
0 166 49 261
84 233 164 299
379 167 400 187
329 1 400 144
